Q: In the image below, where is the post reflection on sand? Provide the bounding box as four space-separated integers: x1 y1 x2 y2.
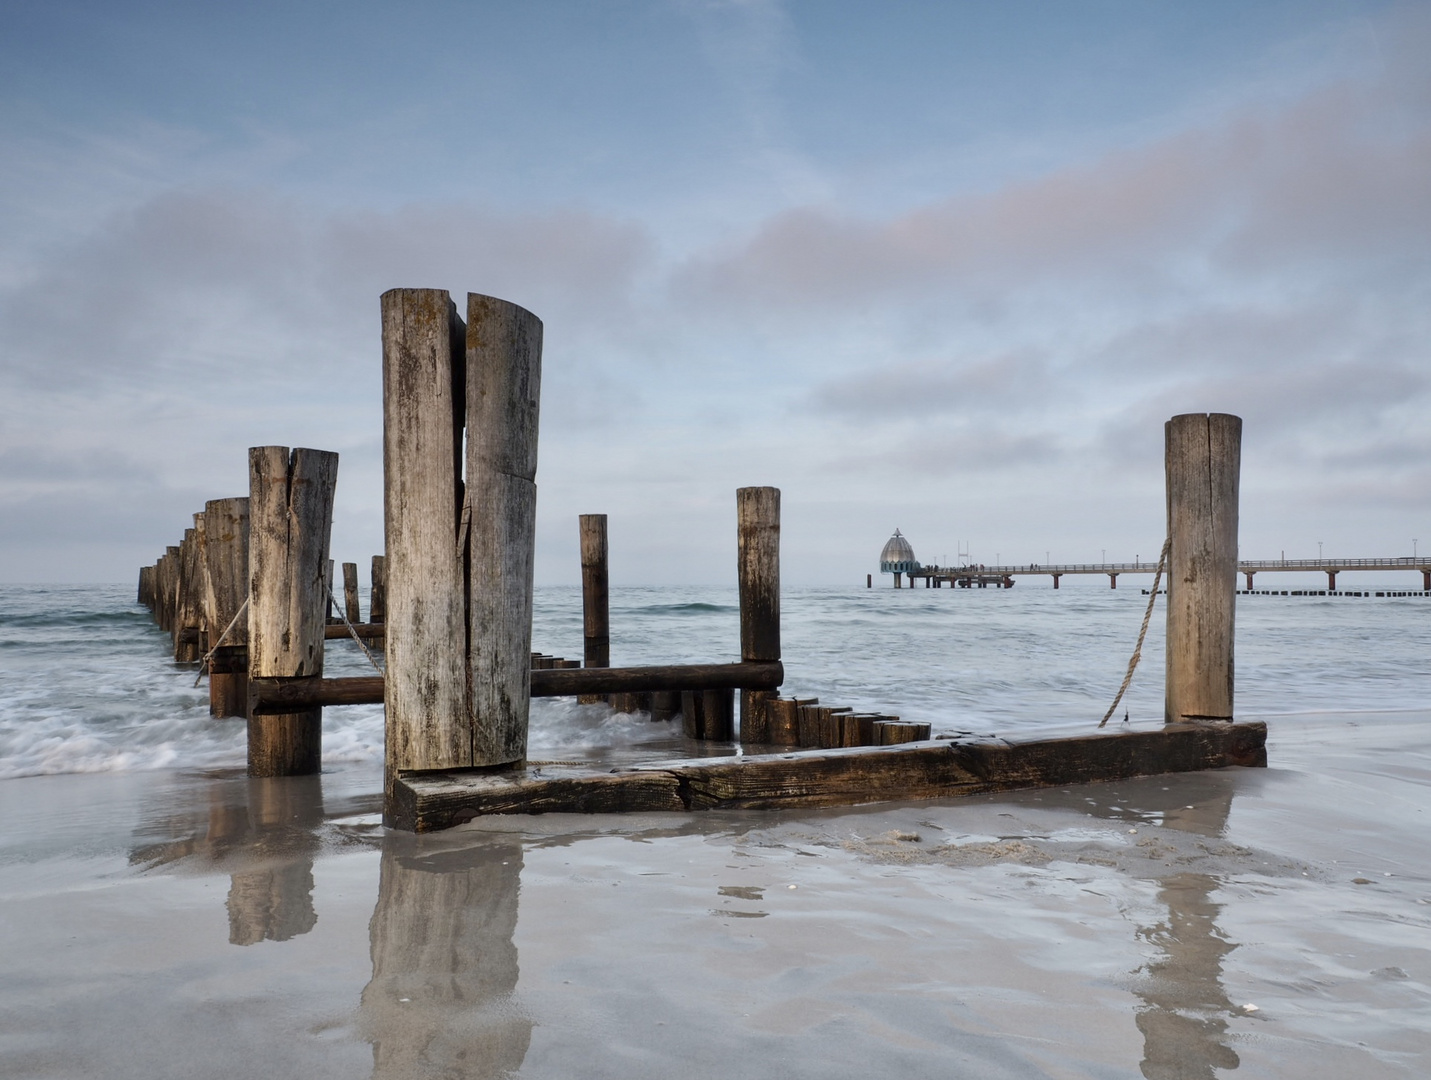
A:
1132 789 1241 1079
361 834 532 1079
129 773 325 945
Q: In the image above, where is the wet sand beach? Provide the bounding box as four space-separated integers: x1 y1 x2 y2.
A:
1 709 1427 1079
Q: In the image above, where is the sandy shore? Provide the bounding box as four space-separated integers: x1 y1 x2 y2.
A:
1 710 1427 1078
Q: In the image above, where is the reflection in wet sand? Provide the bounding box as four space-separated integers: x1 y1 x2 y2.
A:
225 778 325 944
1135 790 1240 1079
130 774 325 945
362 836 531 1079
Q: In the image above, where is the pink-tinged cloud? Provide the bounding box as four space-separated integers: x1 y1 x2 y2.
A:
672 24 1431 311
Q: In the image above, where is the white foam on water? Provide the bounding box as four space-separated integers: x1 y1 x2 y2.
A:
3 581 1430 778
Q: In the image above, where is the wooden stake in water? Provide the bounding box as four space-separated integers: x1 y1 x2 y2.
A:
203 497 250 718
247 445 338 776
737 486 780 743
381 288 470 794
465 292 543 768
1165 413 1240 723
578 514 609 704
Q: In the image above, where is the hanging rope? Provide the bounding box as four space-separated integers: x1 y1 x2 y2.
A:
323 577 386 675
193 597 249 688
1098 537 1171 727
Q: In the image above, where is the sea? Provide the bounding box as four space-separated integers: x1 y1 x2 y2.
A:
2 580 1429 1078
1 579 1427 780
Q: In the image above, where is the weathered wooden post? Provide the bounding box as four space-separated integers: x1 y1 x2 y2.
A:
369 555 386 624
159 547 179 632
203 497 250 718
381 288 542 822
247 446 339 775
174 524 204 663
466 292 542 767
342 562 361 624
1165 413 1240 724
578 514 609 705
737 486 780 743
382 288 468 804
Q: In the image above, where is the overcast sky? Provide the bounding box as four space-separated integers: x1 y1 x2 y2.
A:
2 0 1427 585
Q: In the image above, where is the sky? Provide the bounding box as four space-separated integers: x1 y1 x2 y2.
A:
1 0 1427 585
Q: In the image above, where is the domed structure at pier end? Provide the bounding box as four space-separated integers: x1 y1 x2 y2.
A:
879 529 919 575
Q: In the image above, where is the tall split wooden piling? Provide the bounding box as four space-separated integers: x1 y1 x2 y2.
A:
1165 413 1240 724
203 497 250 718
579 514 609 705
737 487 780 743
381 288 542 823
246 446 339 776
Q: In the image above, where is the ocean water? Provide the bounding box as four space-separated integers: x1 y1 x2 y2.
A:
1 581 1428 781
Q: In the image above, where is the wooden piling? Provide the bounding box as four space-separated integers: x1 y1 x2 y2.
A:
381 288 470 796
737 487 780 743
247 446 338 776
174 526 204 663
578 514 609 705
1165 413 1240 724
342 562 361 624
682 688 733 741
203 497 250 718
465 292 543 768
369 555 386 624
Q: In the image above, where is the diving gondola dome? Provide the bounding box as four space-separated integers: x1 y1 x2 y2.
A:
880 529 919 574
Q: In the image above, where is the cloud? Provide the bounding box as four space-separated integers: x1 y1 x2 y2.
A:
670 19 1431 313
809 348 1053 418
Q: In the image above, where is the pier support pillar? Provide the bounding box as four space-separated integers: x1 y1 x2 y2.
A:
867 573 872 588
1327 570 1337 591
894 573 902 588
579 514 609 704
1165 413 1240 724
1108 573 1118 589
247 446 338 776
1052 573 1061 589
1244 571 1254 590
1423 569 1430 591
737 486 781 744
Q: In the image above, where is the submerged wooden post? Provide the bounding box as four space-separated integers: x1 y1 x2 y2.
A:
342 562 361 624
369 556 386 624
737 487 780 743
578 514 609 705
465 292 543 768
203 497 250 718
1165 413 1240 724
382 288 469 805
247 446 338 776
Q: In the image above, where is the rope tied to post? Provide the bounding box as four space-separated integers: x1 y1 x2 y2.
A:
1098 537 1171 727
193 597 249 688
323 577 386 675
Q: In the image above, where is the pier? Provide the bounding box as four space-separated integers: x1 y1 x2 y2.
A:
886 556 1431 591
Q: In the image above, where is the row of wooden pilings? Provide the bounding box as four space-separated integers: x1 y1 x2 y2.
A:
138 283 1246 829
136 448 392 775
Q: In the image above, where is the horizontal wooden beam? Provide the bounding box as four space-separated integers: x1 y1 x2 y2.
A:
533 660 782 695
249 660 784 713
389 720 1268 831
324 623 385 639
